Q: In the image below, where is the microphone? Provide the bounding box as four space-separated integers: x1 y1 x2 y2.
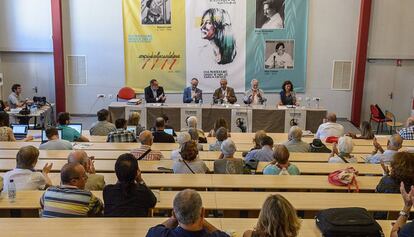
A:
273 56 276 68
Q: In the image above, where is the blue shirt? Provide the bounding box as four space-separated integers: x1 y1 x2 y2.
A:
399 221 414 237
244 146 273 162
365 150 397 164
58 125 81 142
146 225 229 237
263 164 300 175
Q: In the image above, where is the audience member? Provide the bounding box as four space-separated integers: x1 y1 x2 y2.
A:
40 163 103 217
3 146 53 191
390 182 414 237
162 114 177 137
315 113 344 140
348 121 375 140
153 117 175 143
0 111 33 141
283 126 310 152
103 153 157 217
188 128 204 151
106 118 137 143
328 136 357 163
173 141 209 174
245 135 274 162
263 144 300 175
309 138 331 153
39 127 73 150
214 138 244 174
242 130 267 157
171 132 191 161
67 150 105 190
128 111 145 137
131 130 164 160
57 112 89 142
398 116 414 140
365 135 402 164
208 117 229 137
146 189 229 237
209 127 228 151
90 109 116 136
183 116 207 143
243 194 301 237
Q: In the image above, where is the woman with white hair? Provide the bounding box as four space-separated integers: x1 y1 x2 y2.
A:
214 138 244 174
170 132 191 161
328 136 357 163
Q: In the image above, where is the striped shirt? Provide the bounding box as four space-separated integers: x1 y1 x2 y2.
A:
106 129 137 143
131 145 164 160
40 185 103 217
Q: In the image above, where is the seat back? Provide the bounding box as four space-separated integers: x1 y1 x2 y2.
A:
370 104 380 119
385 111 398 126
117 87 136 101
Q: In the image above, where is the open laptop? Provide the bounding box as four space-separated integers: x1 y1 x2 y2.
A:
41 129 62 143
67 123 82 134
11 124 28 140
126 125 136 134
164 128 174 135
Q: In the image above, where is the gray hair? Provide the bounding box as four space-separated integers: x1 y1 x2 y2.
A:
288 126 302 141
388 134 403 150
250 79 258 86
177 132 191 147
67 150 88 167
337 136 353 154
407 117 414 127
187 116 197 128
188 128 199 141
221 138 236 157
173 189 203 225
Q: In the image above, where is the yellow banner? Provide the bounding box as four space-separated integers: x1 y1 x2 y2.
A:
122 0 185 92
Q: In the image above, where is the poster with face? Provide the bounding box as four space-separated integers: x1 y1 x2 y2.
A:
255 0 285 29
186 0 246 93
141 0 171 25
264 40 294 70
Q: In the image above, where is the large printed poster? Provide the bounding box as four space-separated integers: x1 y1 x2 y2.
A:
123 0 308 93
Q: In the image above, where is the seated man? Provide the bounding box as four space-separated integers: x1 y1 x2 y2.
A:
183 78 203 103
283 126 310 152
39 127 73 150
398 116 414 140
146 189 229 237
365 135 403 164
131 130 165 160
8 84 28 109
152 117 175 143
144 79 166 103
245 135 274 162
212 79 237 104
107 118 137 143
57 112 90 142
40 163 103 217
315 113 344 140
182 116 207 143
209 127 228 151
90 109 116 136
243 79 266 105
67 150 105 190
3 145 53 191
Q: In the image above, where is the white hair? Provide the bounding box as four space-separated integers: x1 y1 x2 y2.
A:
221 138 237 157
187 116 197 128
251 79 258 86
288 126 302 141
177 132 191 147
337 136 353 154
173 189 202 225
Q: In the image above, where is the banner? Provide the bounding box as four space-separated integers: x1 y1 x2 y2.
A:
123 0 186 92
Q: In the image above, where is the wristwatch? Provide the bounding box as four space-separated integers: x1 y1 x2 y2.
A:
399 210 409 218
139 181 146 185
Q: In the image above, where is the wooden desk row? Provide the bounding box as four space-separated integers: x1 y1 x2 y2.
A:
0 190 403 212
0 159 385 175
0 218 393 237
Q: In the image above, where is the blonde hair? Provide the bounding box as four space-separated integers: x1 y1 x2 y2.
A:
254 130 267 147
128 112 141 126
255 194 301 237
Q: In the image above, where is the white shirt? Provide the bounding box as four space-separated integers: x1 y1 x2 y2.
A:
3 168 46 192
261 13 284 29
170 149 182 161
221 88 228 102
315 122 345 140
328 155 358 164
265 52 293 69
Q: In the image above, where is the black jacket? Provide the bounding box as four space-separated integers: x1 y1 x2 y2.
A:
144 86 165 103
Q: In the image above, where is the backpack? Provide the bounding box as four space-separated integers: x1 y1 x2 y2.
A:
328 167 359 192
315 207 384 237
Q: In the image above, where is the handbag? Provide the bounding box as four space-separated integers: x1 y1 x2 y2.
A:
328 167 359 192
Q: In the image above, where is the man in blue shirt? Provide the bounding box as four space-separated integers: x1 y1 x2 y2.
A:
183 78 203 103
365 135 402 164
57 112 89 142
146 189 229 237
244 135 274 162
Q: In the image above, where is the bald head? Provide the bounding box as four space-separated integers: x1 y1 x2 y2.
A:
139 130 153 145
326 113 337 123
407 117 414 127
288 126 302 141
388 134 403 151
173 189 203 225
67 150 88 167
155 117 165 130
61 163 85 186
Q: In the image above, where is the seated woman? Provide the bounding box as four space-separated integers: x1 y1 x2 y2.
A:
348 121 375 140
209 127 228 151
127 111 145 137
103 153 157 217
170 132 191 161
173 140 210 174
278 80 299 106
263 144 300 175
243 194 301 237
0 111 32 141
214 138 244 174
188 128 204 151
208 117 229 137
328 136 357 163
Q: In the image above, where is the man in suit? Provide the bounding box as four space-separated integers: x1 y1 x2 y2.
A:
183 78 203 103
213 78 237 104
144 79 166 103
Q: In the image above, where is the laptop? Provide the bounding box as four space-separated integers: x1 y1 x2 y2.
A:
41 129 62 143
126 126 136 134
67 123 82 134
164 128 174 135
12 124 28 140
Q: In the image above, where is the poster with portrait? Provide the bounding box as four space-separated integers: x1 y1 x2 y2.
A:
141 0 171 25
185 0 247 93
256 0 285 29
231 109 252 133
264 40 294 70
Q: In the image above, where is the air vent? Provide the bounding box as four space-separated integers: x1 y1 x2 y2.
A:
67 55 87 85
332 60 352 90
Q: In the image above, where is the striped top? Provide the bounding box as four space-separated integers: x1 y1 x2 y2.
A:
131 145 165 160
40 185 103 217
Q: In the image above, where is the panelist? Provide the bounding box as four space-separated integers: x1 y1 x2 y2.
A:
243 79 266 105
183 78 203 103
213 78 237 104
278 80 298 106
144 79 166 103
8 84 28 109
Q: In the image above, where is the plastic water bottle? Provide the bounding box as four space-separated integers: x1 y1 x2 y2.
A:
8 179 16 202
279 167 289 176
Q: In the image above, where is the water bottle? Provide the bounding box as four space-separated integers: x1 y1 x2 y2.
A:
8 179 16 202
279 167 289 176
